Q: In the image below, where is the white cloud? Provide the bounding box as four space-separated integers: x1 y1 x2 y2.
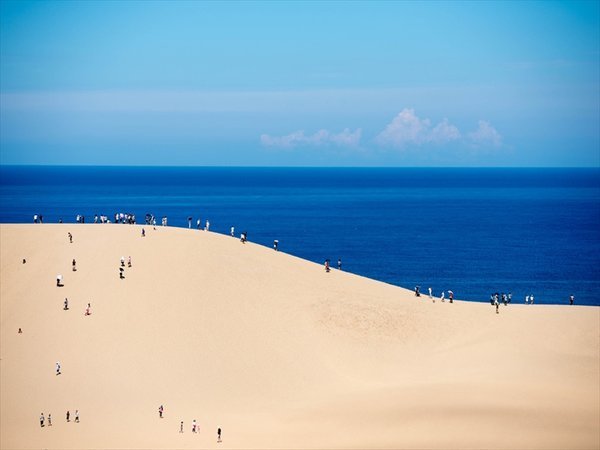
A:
468 120 502 147
375 108 460 147
260 128 361 148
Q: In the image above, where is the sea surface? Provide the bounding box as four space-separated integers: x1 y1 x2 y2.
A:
1 166 599 306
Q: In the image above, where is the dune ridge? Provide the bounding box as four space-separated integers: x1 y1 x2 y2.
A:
1 224 598 449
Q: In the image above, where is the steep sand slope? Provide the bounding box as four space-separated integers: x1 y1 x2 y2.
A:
1 224 598 449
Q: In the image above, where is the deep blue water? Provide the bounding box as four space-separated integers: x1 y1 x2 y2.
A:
1 166 599 306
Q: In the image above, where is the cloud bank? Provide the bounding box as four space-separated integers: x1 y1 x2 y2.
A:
261 109 501 151
260 128 362 148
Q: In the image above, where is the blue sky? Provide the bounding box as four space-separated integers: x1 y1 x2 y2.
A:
1 1 598 166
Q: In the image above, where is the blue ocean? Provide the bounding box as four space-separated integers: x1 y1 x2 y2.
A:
1 166 599 306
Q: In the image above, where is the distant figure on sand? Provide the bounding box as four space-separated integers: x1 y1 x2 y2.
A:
273 240 279 251
22 258 26 264
68 232 72 243
197 218 201 229
56 274 63 287
217 427 222 442
56 361 61 375
64 298 69 310
192 419 197 433
188 216 192 228
158 405 164 418
448 290 454 303
230 226 235 237
241 232 247 243
40 413 44 427
66 410 70 422
121 256 125 267
525 295 530 304
570 294 574 305
414 286 420 297
338 258 342 270
141 228 145 237
128 256 132 268
18 327 22 333
205 220 210 231
48 413 52 426
85 303 91 316
75 410 79 423
495 297 499 314
72 259 77 271
180 421 184 433
429 287 433 299
530 294 535 304
120 267 125 279
440 291 445 302
325 259 330 272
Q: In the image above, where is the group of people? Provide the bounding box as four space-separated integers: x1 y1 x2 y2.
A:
324 258 342 272
416 286 454 303
39 410 79 428
119 256 132 279
33 214 44 223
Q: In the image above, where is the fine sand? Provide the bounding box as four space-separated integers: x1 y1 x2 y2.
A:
1 224 598 449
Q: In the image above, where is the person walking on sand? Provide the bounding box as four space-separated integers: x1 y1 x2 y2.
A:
325 259 330 272
338 258 342 270
429 287 433 299
158 405 164 418
217 427 222 442
56 361 61 375
128 256 132 268
188 216 192 228
40 413 45 427
64 298 69 310
141 228 146 237
569 294 574 305
197 218 201 230
56 274 63 287
273 239 279 251
85 303 91 316
192 419 197 433
230 226 235 237
205 219 210 231
68 232 72 243
119 267 124 279
120 256 125 267
66 410 70 422
72 259 76 271
495 297 499 314
440 291 445 302
48 413 52 426
180 421 184 433
530 294 534 304
75 410 79 423
448 290 454 303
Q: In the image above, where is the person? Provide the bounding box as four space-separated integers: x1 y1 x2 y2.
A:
180 421 184 433
273 240 279 251
530 294 535 304
188 216 192 228
414 286 420 297
40 413 45 427
22 258 26 264
75 410 79 423
56 274 63 287
18 327 22 333
569 294 574 305
337 258 342 270
85 303 91 316
448 291 454 303
66 410 70 422
119 267 125 279
508 292 512 303
158 405 163 418
197 218 201 229
205 220 210 231
230 226 235 237
325 259 330 272
217 427 222 442
120 256 125 267
48 413 52 426
68 232 72 243
440 291 445 302
141 228 146 237
56 361 61 375
241 232 247 243
429 287 433 299
128 256 132 268
525 295 530 304
491 294 495 305
34 214 38 224
192 419 197 433
495 297 499 314
64 298 69 310
72 259 76 271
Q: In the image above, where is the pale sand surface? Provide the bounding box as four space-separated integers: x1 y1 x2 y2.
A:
1 224 598 449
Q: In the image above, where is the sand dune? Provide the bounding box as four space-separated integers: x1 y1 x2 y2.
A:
1 224 598 449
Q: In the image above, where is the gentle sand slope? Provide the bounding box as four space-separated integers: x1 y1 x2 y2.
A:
1 224 598 449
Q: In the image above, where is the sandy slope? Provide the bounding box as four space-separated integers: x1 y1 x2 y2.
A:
1 224 598 449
